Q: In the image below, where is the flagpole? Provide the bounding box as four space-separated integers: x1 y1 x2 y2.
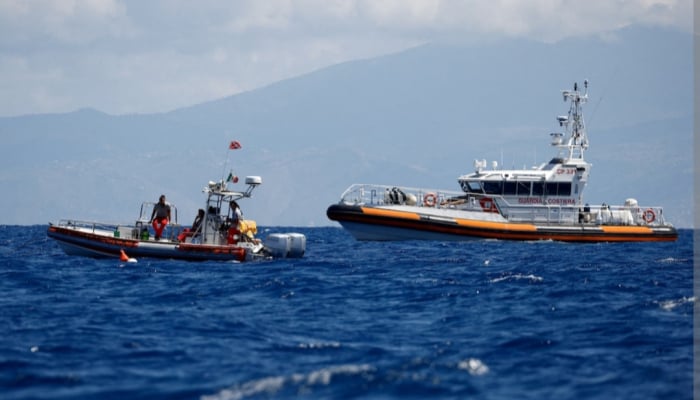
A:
221 145 230 184
222 140 242 186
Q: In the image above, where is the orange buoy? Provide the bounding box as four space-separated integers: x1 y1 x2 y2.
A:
120 249 137 263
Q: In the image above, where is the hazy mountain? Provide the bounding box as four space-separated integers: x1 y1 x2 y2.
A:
0 26 692 228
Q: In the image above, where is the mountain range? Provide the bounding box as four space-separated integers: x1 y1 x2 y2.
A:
0 26 692 228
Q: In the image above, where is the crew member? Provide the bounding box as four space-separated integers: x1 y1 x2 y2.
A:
150 194 171 240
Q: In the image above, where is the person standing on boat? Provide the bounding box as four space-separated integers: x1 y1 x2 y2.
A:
150 194 171 240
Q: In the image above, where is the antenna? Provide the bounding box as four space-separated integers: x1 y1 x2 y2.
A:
558 80 589 159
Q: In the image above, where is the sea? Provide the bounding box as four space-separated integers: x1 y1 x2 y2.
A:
0 225 694 399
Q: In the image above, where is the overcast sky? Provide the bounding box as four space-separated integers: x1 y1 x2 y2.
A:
0 0 692 117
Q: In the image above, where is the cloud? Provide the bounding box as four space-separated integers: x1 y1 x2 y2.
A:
0 0 691 116
0 0 133 46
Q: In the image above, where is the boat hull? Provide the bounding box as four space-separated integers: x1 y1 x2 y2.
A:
47 225 247 261
327 204 678 242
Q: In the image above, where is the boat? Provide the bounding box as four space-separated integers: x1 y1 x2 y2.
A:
48 142 306 261
327 81 678 242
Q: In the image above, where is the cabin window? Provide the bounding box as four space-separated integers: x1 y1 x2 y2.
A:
483 181 503 195
558 182 571 196
545 182 558 195
545 182 573 196
465 181 482 193
543 161 561 170
503 181 517 195
532 182 544 196
517 181 531 196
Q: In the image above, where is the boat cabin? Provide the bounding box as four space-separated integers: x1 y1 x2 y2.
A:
458 157 590 207
196 176 262 245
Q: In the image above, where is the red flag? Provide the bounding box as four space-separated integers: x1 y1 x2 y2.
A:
229 140 242 150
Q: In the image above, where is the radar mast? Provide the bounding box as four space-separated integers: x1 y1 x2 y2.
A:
552 80 589 160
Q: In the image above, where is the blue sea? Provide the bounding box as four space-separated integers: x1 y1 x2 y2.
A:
0 225 693 399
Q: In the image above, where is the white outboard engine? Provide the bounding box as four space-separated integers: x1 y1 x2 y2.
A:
287 233 306 258
264 233 306 258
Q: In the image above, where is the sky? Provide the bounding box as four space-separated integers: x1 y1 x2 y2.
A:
0 0 693 117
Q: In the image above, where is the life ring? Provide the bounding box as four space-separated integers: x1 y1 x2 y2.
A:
643 209 656 224
423 193 437 207
479 197 499 213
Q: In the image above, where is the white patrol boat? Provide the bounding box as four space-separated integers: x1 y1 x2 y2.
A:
48 143 306 261
327 81 678 242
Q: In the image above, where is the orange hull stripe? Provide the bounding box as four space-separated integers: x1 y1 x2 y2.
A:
455 218 537 232
600 226 654 234
361 207 421 220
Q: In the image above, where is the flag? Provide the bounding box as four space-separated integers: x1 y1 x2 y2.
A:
229 140 242 150
227 172 239 183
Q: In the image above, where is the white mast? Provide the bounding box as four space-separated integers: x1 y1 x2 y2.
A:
552 80 589 160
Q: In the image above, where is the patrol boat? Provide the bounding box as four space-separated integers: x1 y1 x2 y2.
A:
327 81 678 242
48 142 306 261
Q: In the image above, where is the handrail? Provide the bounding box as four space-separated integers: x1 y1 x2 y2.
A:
57 219 119 232
339 184 465 206
57 218 183 240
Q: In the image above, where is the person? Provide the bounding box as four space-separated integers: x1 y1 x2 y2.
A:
229 200 242 225
177 209 204 242
150 194 171 240
191 208 204 233
225 200 245 245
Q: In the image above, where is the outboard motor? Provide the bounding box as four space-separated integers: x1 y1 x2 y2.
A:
264 233 306 258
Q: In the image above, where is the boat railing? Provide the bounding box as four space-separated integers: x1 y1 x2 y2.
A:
503 204 577 225
583 204 669 227
56 216 184 241
339 184 466 207
500 200 670 227
56 219 121 233
133 202 182 240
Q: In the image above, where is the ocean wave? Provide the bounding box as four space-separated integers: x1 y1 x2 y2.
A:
658 257 689 264
297 341 341 349
201 364 375 400
658 296 695 311
490 274 544 283
457 358 489 376
201 376 286 400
